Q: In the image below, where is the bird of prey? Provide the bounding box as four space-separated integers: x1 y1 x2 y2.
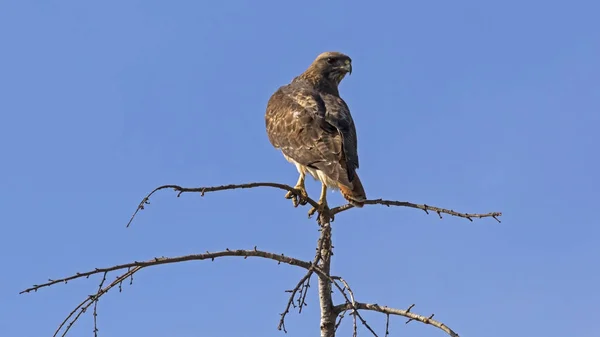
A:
265 51 366 216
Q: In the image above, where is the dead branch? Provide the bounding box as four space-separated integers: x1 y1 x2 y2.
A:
127 183 502 228
331 199 502 222
335 309 347 332
127 182 321 227
334 302 460 337
279 224 326 332
384 313 390 337
279 267 314 333
54 268 139 337
335 277 358 337
92 272 107 337
20 249 313 294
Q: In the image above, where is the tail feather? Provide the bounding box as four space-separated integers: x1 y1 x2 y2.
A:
338 171 366 207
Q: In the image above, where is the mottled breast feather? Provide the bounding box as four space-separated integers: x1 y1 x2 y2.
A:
265 78 359 186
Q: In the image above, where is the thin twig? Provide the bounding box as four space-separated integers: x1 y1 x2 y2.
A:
277 222 327 332
278 268 314 332
52 298 88 337
337 280 357 337
298 274 311 313
384 314 390 337
57 268 139 337
335 309 347 332
93 272 107 337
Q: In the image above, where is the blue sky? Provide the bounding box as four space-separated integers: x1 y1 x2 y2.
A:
1 1 599 336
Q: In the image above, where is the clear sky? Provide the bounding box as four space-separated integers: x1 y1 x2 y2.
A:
1 1 599 336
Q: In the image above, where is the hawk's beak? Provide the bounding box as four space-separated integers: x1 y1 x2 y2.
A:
343 60 352 75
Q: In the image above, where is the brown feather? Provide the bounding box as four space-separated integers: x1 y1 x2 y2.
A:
338 171 366 207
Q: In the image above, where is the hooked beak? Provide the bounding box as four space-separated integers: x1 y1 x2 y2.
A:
343 60 352 75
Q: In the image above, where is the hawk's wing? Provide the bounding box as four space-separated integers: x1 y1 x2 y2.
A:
265 82 359 186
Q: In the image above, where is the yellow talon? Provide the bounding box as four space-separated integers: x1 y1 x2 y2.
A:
285 173 308 207
308 183 332 222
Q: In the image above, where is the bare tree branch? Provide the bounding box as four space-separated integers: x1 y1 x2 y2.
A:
279 266 314 333
334 302 460 337
20 248 313 294
336 277 358 337
127 182 322 227
92 272 107 337
54 268 139 337
335 308 347 332
384 313 390 337
127 183 502 228
331 199 502 222
279 225 327 332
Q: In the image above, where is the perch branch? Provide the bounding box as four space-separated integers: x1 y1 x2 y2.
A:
334 302 459 337
127 182 321 227
20 249 313 294
127 183 502 228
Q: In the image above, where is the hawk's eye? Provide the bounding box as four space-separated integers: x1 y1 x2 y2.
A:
326 57 336 64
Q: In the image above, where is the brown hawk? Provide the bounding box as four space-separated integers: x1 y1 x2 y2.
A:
265 51 366 216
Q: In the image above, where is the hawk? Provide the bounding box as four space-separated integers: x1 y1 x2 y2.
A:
265 51 366 216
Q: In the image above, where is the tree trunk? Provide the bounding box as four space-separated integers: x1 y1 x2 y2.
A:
318 215 335 337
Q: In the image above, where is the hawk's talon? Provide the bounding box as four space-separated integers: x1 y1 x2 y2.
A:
284 191 299 207
298 196 308 206
308 201 330 219
285 186 308 208
308 206 317 218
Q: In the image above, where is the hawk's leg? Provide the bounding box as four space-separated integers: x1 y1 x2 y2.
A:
308 183 334 222
285 172 308 207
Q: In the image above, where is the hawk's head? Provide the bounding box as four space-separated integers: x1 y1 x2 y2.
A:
309 51 352 85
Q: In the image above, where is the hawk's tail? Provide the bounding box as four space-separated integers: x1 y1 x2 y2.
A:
338 171 367 207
